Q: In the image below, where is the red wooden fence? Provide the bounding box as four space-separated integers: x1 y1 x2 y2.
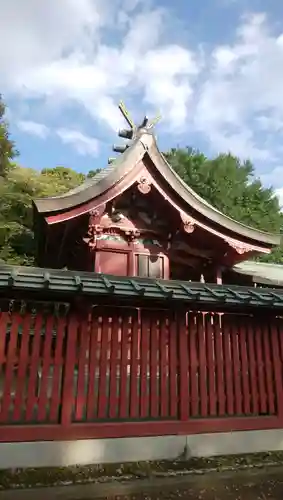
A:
0 302 283 442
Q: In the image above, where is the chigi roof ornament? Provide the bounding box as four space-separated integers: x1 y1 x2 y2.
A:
111 101 161 160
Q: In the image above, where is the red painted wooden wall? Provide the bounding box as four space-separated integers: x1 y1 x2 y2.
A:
0 303 283 442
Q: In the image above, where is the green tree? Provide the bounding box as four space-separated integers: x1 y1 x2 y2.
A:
165 147 283 262
0 166 88 265
0 96 17 177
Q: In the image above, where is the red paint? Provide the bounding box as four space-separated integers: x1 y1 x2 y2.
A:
26 314 43 421
205 314 217 416
271 320 283 418
230 317 243 415
13 314 32 421
37 315 54 422
97 315 109 419
119 312 130 419
75 319 90 421
49 317 66 422
198 314 208 417
0 312 8 415
169 313 178 418
61 315 78 426
214 315 225 416
179 314 189 421
238 317 250 415
129 310 139 418
140 311 150 418
0 415 281 443
223 316 234 415
0 314 21 423
189 313 198 417
246 322 259 415
86 315 99 420
97 250 129 276
262 321 275 415
1 303 283 443
108 312 120 419
149 312 159 418
254 319 267 414
160 316 168 417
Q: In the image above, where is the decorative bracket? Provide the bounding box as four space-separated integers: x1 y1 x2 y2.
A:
225 237 254 255
180 212 195 234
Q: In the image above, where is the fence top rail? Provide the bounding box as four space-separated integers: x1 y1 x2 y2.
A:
0 264 283 311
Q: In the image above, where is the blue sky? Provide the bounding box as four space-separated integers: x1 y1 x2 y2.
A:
2 0 283 200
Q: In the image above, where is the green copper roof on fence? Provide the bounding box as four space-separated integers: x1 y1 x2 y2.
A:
0 264 283 309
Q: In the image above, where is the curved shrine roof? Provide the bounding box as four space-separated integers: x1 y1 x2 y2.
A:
33 130 281 248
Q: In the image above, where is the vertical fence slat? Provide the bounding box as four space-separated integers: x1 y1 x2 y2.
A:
109 313 120 419
37 315 54 422
214 314 225 416
0 312 9 366
86 315 99 420
149 313 159 418
97 315 109 419
261 320 275 415
179 312 189 421
61 315 78 426
205 314 216 416
13 313 31 421
160 316 168 418
0 313 21 423
25 313 43 421
271 320 283 419
198 314 208 417
230 317 242 416
0 313 9 414
129 311 139 419
223 316 234 415
278 319 283 366
246 322 259 415
169 313 178 418
140 312 149 418
189 313 198 417
254 318 267 414
119 313 129 419
49 316 66 422
239 317 251 415
75 319 90 421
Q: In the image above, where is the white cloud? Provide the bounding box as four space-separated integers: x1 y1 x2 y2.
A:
2 3 283 185
56 129 99 156
195 13 283 163
0 0 199 132
17 120 50 138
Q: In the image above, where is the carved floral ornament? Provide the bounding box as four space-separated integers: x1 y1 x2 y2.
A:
224 237 254 254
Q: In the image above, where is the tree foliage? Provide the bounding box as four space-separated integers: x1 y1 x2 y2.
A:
165 147 283 263
0 96 17 177
0 164 91 265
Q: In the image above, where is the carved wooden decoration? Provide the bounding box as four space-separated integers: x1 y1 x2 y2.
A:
137 176 152 195
225 237 254 254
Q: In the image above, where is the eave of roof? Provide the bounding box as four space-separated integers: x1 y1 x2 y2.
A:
233 261 283 286
33 136 147 214
1 265 283 311
33 130 281 247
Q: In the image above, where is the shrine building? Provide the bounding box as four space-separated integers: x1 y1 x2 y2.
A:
33 103 281 287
